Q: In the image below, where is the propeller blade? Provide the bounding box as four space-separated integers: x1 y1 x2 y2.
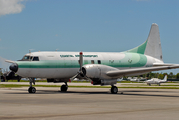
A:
69 74 79 82
69 52 84 82
79 52 83 71
5 60 15 63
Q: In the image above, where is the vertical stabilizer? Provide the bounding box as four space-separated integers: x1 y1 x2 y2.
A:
144 23 163 61
127 23 163 62
163 75 167 82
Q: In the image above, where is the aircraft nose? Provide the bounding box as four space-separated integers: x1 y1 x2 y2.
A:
9 63 18 72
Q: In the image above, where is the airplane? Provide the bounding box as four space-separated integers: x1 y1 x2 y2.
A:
117 77 124 82
5 23 179 94
145 75 167 86
127 77 139 82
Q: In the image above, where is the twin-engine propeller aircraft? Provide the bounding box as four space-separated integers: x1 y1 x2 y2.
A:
145 75 167 86
5 23 179 94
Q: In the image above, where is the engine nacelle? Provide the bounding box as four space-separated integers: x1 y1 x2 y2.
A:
82 64 119 80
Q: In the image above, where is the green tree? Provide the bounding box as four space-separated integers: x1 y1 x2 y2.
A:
154 73 159 78
163 73 168 79
149 72 155 79
176 73 179 79
158 73 164 79
169 72 174 78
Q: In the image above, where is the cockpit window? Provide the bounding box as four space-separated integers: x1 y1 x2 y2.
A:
24 56 30 60
21 56 39 61
33 57 39 61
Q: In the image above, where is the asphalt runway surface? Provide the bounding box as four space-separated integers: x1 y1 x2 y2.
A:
0 86 179 120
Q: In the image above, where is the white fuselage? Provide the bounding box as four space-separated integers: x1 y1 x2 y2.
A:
15 51 162 79
146 75 167 85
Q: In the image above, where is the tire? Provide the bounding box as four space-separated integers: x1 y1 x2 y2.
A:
28 87 36 93
31 87 36 93
61 85 68 92
28 87 32 93
111 86 118 94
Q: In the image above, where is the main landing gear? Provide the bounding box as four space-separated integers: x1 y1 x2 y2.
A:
27 78 69 93
28 87 36 93
111 85 118 94
61 82 68 92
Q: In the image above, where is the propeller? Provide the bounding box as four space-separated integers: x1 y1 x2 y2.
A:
4 59 20 81
69 52 88 82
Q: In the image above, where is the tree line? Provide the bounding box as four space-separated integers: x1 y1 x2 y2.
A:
139 72 179 79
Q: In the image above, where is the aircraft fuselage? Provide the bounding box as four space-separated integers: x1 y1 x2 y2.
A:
15 51 160 79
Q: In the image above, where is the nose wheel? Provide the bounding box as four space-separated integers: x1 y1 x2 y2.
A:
28 78 36 93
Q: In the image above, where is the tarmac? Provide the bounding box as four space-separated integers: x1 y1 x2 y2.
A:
0 83 179 120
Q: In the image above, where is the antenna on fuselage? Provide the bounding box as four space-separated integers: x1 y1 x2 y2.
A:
29 49 34 53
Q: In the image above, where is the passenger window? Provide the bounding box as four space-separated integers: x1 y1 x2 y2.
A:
91 60 95 64
33 57 39 61
98 60 101 64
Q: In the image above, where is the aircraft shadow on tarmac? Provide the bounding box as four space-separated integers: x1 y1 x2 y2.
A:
4 88 179 98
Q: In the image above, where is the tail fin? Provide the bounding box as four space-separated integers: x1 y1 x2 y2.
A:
145 23 163 61
163 75 167 81
127 23 163 61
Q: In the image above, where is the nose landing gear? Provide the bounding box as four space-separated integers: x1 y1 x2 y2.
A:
28 78 36 93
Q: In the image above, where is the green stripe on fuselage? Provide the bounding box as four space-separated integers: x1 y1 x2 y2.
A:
17 53 147 69
101 53 147 67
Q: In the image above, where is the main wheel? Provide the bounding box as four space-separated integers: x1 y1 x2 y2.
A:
28 87 36 93
111 86 118 94
61 85 68 92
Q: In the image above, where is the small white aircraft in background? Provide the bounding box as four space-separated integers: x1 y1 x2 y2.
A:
117 77 124 82
128 77 139 82
145 75 167 86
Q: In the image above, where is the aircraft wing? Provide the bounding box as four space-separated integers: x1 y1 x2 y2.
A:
153 63 179 66
106 65 179 77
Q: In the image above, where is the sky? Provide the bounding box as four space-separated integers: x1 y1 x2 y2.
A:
0 0 179 74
